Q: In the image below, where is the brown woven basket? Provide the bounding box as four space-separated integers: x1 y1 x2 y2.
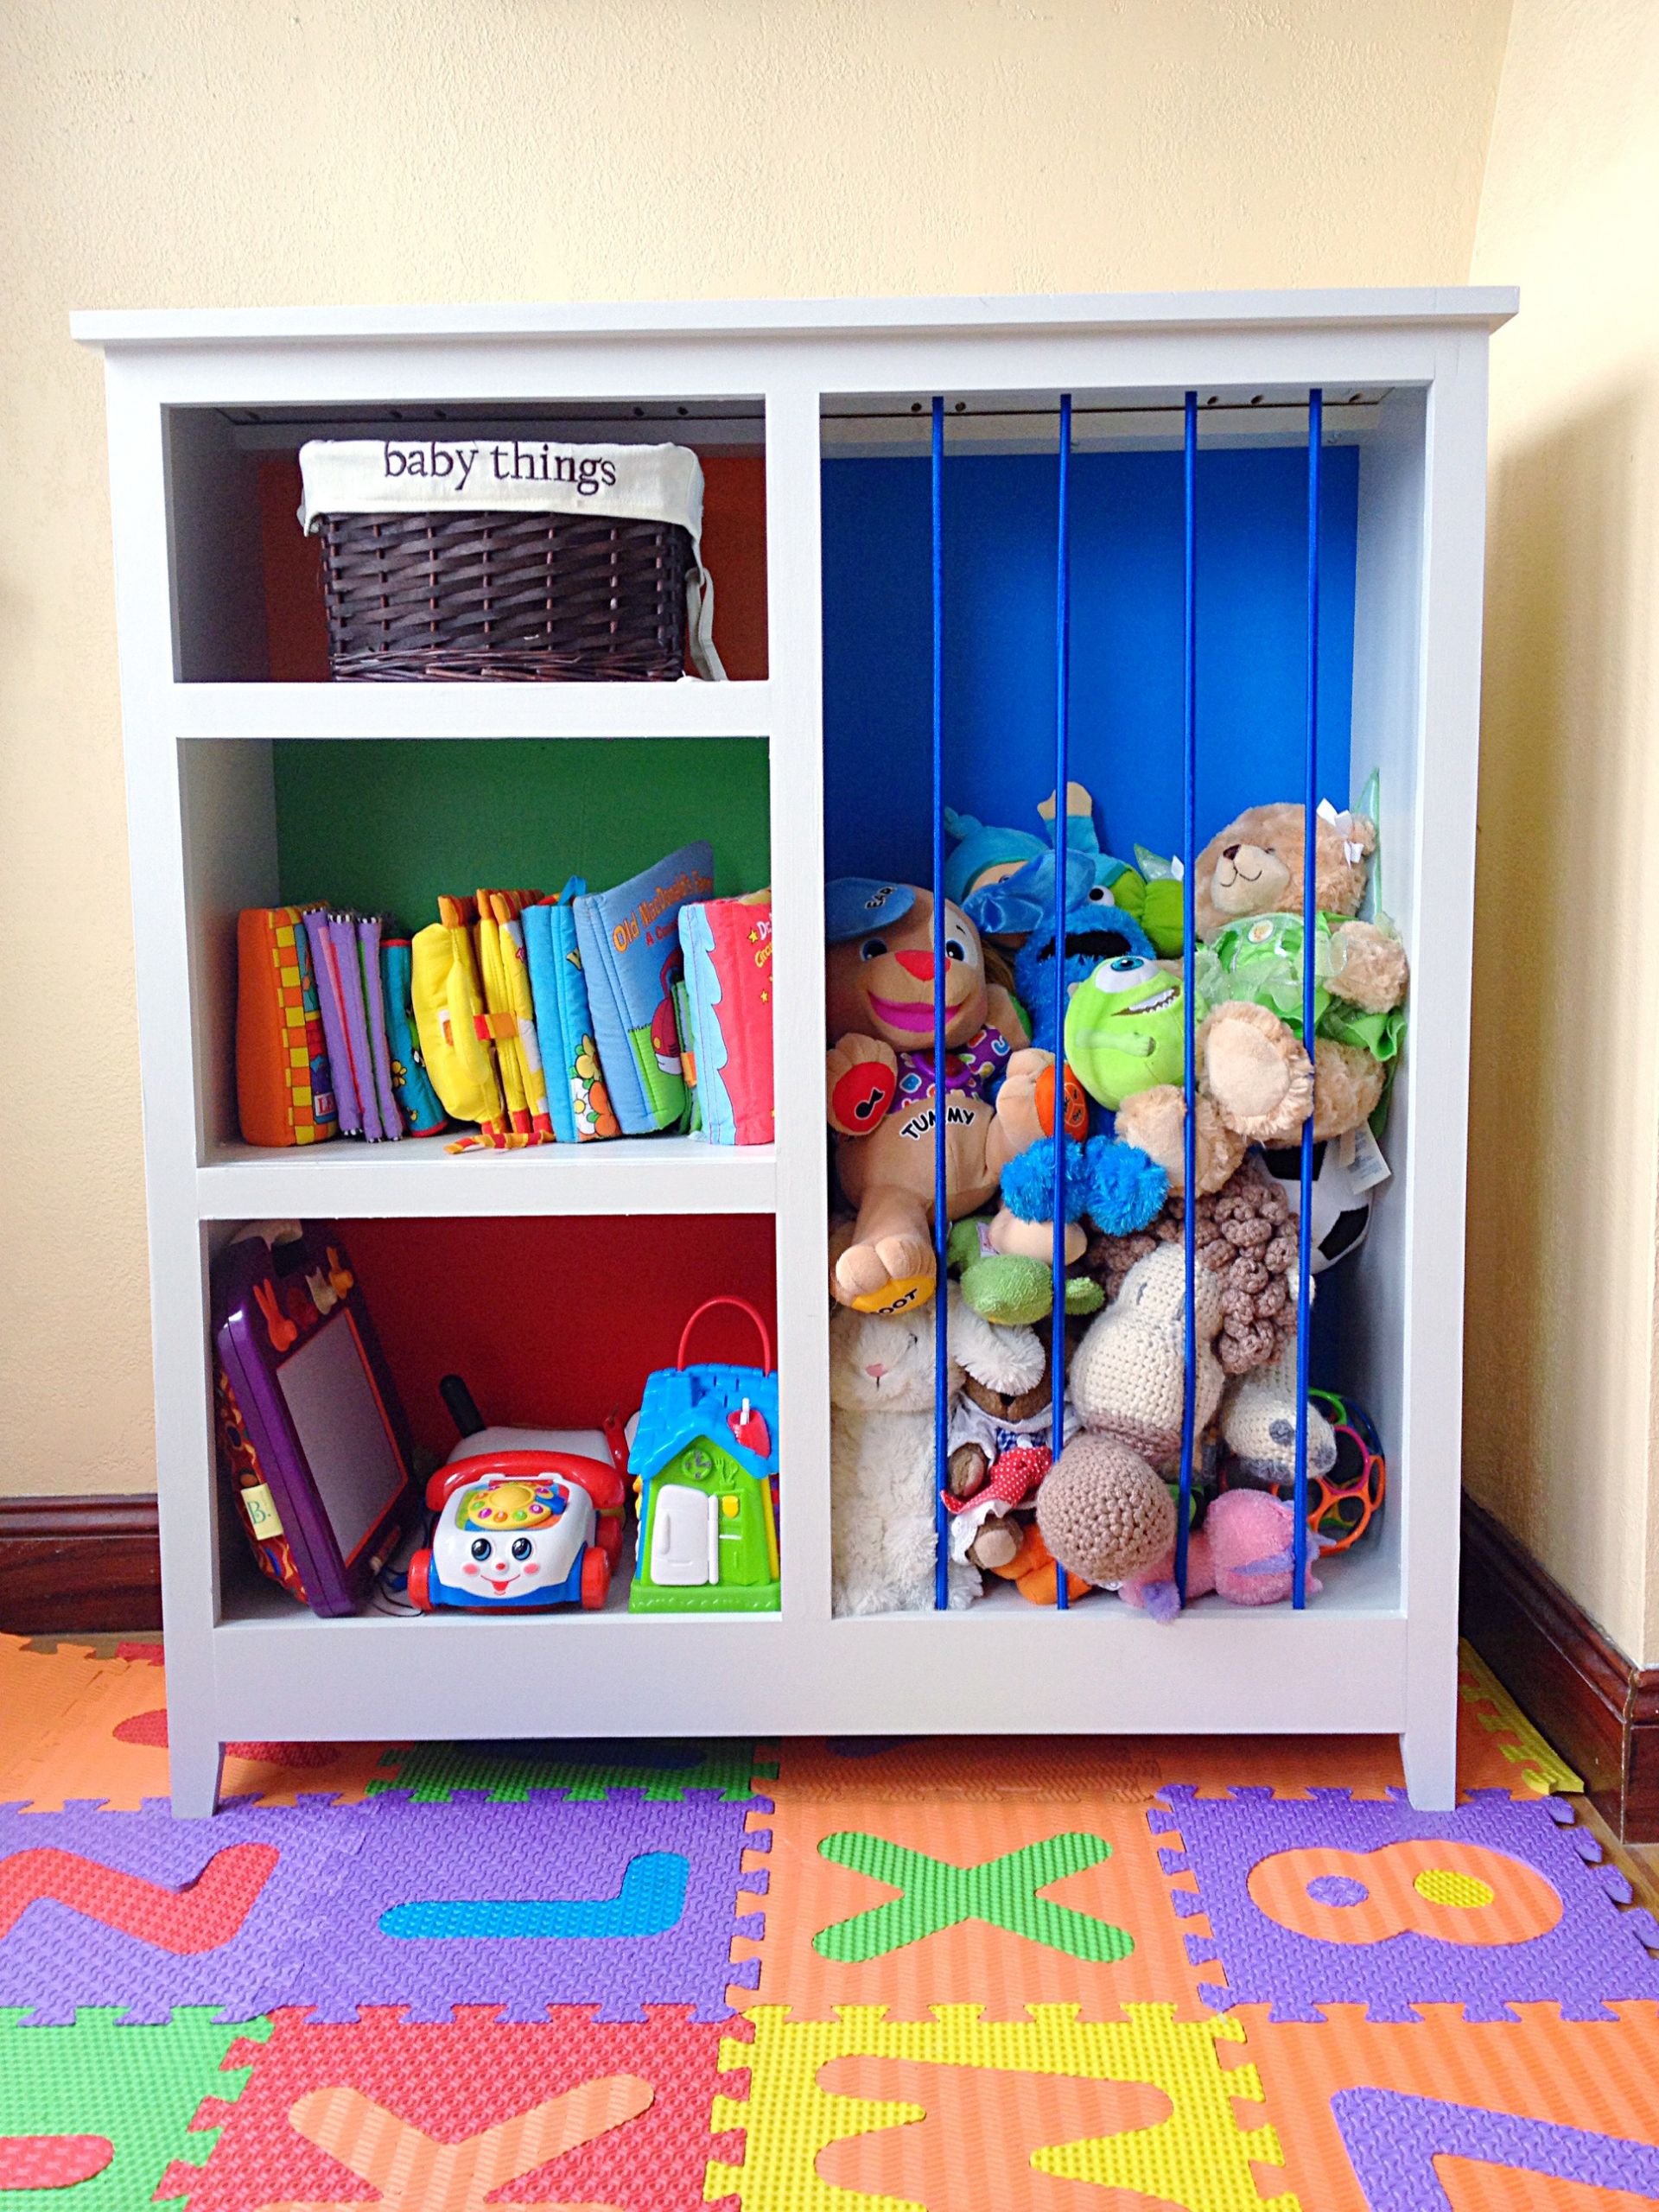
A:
317 509 691 681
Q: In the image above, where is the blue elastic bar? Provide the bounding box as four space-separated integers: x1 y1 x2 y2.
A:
1175 391 1198 1601
1052 394 1073 1611
1294 391 1323 1609
931 395 950 1612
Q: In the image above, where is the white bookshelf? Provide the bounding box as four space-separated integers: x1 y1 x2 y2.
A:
76 289 1513 1815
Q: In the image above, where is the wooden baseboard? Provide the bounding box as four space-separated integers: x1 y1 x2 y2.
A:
0 1495 162 1636
1461 1493 1659 1843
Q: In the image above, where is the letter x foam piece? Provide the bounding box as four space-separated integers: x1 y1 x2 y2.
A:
812 1830 1132 1964
258 2073 653 2210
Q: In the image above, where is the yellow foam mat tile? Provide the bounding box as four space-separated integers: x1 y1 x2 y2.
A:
706 2003 1294 2211
1459 1641 1585 1796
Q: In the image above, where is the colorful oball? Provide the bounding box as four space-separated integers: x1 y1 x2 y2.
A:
1219 1388 1385 1554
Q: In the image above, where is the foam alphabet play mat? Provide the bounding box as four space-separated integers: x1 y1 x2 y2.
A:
5 1632 1659 2209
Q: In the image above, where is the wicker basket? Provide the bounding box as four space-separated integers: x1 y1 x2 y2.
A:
317 508 692 682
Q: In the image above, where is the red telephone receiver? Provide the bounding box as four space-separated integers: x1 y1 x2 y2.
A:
425 1446 626 1517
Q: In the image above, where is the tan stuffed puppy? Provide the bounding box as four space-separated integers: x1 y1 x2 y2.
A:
826 884 1046 1312
1129 802 1408 1150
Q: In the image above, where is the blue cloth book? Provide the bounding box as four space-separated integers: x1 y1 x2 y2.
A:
523 880 622 1141
574 842 714 1135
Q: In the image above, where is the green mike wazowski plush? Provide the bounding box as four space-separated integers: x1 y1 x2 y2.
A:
1064 954 1198 1109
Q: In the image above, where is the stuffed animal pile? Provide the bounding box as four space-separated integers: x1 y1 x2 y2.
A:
823 786 1403 1619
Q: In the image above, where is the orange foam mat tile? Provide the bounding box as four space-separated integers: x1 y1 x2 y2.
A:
777 1692 1532 1809
3 1646 392 1810
1233 2000 1659 2212
0 1636 127 1800
775 1736 1169 1802
734 1790 1212 2023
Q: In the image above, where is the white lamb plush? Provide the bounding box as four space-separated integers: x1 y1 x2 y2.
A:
830 1291 982 1615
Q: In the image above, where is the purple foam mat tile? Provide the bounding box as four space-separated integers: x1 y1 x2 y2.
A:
277 1794 759 2024
0 1799 367 2024
1147 1787 1659 2024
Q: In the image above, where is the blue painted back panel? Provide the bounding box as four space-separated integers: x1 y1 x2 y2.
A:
822 445 1359 883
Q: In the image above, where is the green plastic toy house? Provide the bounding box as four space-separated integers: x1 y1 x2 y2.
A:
628 1302 780 1613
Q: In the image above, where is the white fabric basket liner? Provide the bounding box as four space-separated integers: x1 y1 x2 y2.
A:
297 438 725 677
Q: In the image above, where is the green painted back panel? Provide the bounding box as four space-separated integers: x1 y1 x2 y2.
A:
273 739 769 926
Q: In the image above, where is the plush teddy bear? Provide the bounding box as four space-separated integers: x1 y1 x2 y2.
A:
1113 802 1408 1166
825 880 1048 1313
828 1292 982 1615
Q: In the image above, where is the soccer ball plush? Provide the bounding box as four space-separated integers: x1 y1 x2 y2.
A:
1259 1135 1375 1274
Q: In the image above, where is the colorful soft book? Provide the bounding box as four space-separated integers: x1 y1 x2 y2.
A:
380 936 447 1137
236 906 337 1147
574 842 714 1135
523 880 621 1141
678 892 774 1145
475 887 555 1144
298 909 404 1141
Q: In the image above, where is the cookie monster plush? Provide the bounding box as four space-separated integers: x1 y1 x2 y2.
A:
1014 896 1157 1052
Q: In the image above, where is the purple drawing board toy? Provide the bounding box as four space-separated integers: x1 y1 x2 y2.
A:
213 1225 416 1616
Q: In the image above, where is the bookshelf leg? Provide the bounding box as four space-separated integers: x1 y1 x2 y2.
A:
1400 1716 1457 1811
168 1725 225 1818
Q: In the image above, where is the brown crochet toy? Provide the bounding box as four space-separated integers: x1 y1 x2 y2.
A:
1035 1433 1176 1590
1079 1152 1299 1376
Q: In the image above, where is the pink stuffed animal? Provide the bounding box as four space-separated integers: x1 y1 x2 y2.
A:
1118 1489 1322 1621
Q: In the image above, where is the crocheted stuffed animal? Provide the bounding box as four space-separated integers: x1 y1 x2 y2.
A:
1081 1152 1300 1376
1065 1242 1229 1461
1217 1343 1338 1489
1036 1243 1231 1591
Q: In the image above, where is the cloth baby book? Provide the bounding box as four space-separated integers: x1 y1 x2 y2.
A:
523 880 621 1142
380 936 447 1137
678 893 774 1146
574 842 714 1135
236 906 337 1147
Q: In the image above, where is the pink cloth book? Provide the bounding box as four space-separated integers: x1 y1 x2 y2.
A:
678 893 774 1146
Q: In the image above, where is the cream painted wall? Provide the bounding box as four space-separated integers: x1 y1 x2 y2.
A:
0 0 1515 1497
1465 0 1659 1664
